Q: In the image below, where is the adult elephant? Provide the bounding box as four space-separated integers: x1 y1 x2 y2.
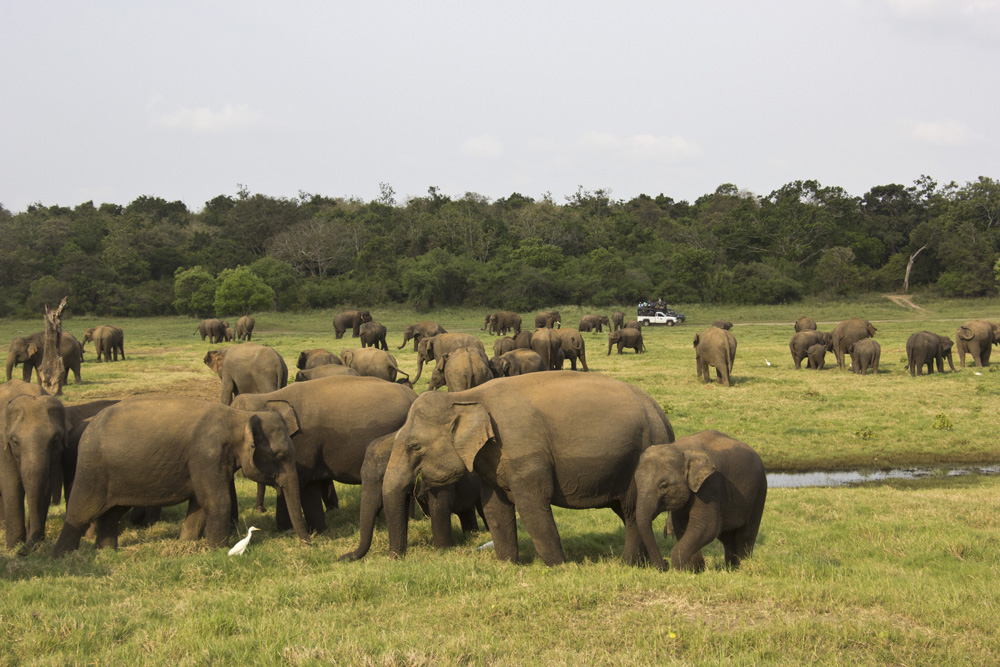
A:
634 430 766 572
412 334 485 383
398 322 447 351
294 365 360 382
608 328 645 355
196 319 228 344
849 339 880 375
955 320 1000 368
907 331 956 376
578 314 610 333
333 309 372 339
612 310 626 331
427 347 495 392
359 321 389 351
488 311 522 336
534 310 561 329
490 349 547 377
0 380 66 553
340 432 484 562
341 348 411 384
555 328 589 371
382 372 675 565
794 316 817 333
297 349 341 370
492 337 516 357
232 375 416 533
529 328 562 370
52 396 310 557
203 343 288 405
789 330 832 369
55 399 121 505
83 325 125 362
712 320 734 331
6 332 84 386
513 330 533 349
831 318 877 371
236 316 255 342
694 326 737 386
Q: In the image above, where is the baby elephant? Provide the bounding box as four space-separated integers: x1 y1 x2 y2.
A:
634 430 766 572
806 343 827 370
849 339 881 375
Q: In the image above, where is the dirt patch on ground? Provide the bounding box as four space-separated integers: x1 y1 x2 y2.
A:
885 294 928 312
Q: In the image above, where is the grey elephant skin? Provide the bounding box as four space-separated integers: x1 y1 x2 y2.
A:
578 314 610 333
341 348 410 384
297 348 341 370
492 337 516 357
204 343 288 405
485 311 522 336
906 331 955 376
413 333 485 383
196 318 229 344
712 320 734 330
490 349 546 377
534 310 561 329
608 328 645 355
294 365 360 382
794 316 817 332
849 339 880 375
789 330 832 369
52 396 310 557
806 344 827 370
232 375 416 533
555 329 589 371
529 328 562 370
694 327 737 386
635 430 766 571
0 380 66 552
333 309 372 339
398 322 447 351
611 310 626 331
83 325 125 362
382 371 675 566
359 321 389 350
341 431 485 562
236 316 255 342
955 320 1000 368
427 347 495 392
831 318 876 370
6 331 83 386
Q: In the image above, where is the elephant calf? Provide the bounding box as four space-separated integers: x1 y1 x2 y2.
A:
849 339 880 375
635 430 767 572
806 344 827 370
427 347 495 392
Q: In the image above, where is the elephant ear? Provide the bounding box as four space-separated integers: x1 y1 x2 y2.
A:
692 334 700 349
341 350 353 366
684 449 716 492
264 400 301 437
242 413 262 463
449 402 494 473
27 342 39 357
203 350 225 375
437 352 450 371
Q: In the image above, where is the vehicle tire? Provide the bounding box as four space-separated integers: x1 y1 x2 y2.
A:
666 320 675 326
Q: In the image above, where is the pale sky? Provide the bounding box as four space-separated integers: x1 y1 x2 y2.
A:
2 0 998 213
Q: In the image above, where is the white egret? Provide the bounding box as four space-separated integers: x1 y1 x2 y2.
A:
228 526 260 556
765 359 771 366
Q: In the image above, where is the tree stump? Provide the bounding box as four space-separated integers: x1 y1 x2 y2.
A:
40 297 68 395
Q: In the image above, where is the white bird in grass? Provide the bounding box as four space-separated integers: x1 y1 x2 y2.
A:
228 526 260 556
765 358 772 366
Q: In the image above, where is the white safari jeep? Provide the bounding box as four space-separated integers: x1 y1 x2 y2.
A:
637 304 685 326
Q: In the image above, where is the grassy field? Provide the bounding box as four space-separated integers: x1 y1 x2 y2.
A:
2 294 1000 664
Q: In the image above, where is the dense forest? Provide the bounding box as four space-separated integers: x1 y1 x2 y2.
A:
1 176 998 318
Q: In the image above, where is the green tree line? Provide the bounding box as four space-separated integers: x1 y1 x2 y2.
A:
1 176 998 318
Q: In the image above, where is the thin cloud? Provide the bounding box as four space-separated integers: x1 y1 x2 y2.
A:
576 131 702 162
153 104 267 133
461 135 505 160
908 119 978 146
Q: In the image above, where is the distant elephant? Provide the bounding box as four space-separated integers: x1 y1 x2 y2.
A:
694 327 737 386
490 349 547 377
412 334 485 383
224 326 236 342
529 327 562 370
849 339 880 375
360 321 389 351
341 348 411 384
712 320 734 330
624 320 641 330
52 396 310 557
233 375 417 534
789 330 833 369
907 331 956 376
831 318 877 371
635 430 766 572
794 316 817 333
806 344 827 370
427 347 495 392
381 372 675 564
955 320 1000 368
555 328 589 371
340 431 485 562
333 309 372 339
83 325 125 362
197 319 228 344
487 311 522 336
513 330 533 349
398 322 447 351
612 310 626 331
608 328 645 355
5 331 83 387
204 343 289 405
294 365 361 382
0 380 66 552
297 349 341 370
534 310 562 329
579 314 610 333
492 337 516 357
236 316 255 342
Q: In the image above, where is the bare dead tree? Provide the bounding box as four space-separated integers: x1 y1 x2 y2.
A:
903 244 928 293
40 297 68 395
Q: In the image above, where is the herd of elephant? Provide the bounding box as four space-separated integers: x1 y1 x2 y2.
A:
4 307 997 571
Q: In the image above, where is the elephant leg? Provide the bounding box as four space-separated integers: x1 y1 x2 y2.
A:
129 506 161 527
427 485 456 548
457 507 479 533
202 493 232 548
2 480 27 548
180 499 206 541
301 483 327 533
480 485 518 563
517 500 565 565
52 520 86 558
321 480 339 510
255 482 267 513
95 506 129 549
229 479 239 531
611 502 647 566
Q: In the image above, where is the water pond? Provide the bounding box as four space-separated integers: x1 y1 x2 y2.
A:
767 465 1000 488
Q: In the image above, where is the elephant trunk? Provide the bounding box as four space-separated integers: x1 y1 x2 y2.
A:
636 498 668 571
6 351 17 382
21 454 53 552
340 474 384 561
276 470 311 544
412 355 427 383
383 452 416 557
